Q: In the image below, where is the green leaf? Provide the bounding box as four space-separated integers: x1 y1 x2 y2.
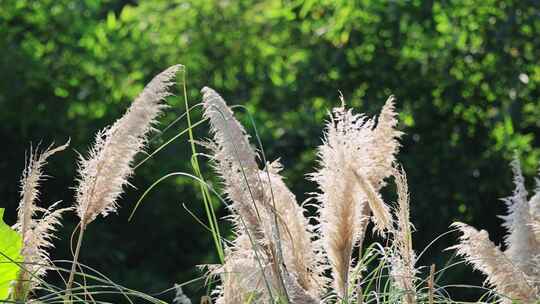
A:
0 208 22 300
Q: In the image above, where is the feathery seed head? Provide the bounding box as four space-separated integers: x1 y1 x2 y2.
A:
202 87 258 171
201 87 266 238
370 96 402 187
18 142 69 237
13 142 71 296
499 156 538 275
75 65 180 226
450 222 537 303
14 203 71 291
311 96 401 298
283 272 320 304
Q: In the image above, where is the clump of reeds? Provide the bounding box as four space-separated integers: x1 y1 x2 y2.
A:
202 88 420 303
3 65 182 303
9 70 533 304
451 155 540 303
0 64 185 304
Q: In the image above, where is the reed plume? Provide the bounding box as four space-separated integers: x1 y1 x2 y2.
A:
311 96 401 300
203 87 324 302
499 156 539 275
389 165 417 304
67 65 180 293
202 86 279 300
11 142 71 301
201 86 264 239
75 64 180 226
450 155 540 302
451 222 537 303
370 97 402 187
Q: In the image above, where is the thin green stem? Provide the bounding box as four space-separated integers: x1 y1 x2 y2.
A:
179 67 224 262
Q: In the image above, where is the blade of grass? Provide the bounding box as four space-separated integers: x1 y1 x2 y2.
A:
133 118 207 171
180 67 224 263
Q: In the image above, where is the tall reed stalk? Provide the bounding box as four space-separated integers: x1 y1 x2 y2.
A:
65 65 180 298
11 142 70 301
311 96 401 301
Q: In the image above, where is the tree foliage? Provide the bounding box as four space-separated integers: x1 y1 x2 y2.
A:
1 0 539 300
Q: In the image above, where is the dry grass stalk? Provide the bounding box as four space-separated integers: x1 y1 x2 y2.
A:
390 165 417 304
67 65 180 294
451 222 537 303
356 282 363 304
202 87 278 302
427 264 435 304
311 96 401 300
12 142 71 300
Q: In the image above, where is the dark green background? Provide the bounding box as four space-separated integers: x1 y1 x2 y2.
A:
1 0 540 301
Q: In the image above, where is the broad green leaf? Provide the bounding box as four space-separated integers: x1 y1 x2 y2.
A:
0 208 22 300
